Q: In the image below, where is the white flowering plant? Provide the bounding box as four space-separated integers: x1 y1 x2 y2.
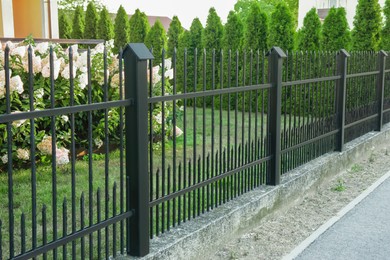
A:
0 38 121 169
148 58 183 150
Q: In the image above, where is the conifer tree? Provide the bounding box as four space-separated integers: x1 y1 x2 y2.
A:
321 7 351 51
269 2 295 51
352 0 382 50
202 7 224 91
145 20 167 65
244 3 268 51
167 16 184 58
84 2 99 39
176 31 191 92
185 18 203 93
59 12 72 39
114 5 130 52
223 11 243 52
298 8 321 51
129 9 150 43
72 6 85 39
98 6 114 41
222 10 243 99
202 8 224 51
381 0 390 50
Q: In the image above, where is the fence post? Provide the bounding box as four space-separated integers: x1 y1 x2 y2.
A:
335 49 350 152
123 43 153 256
376 50 388 131
267 47 286 186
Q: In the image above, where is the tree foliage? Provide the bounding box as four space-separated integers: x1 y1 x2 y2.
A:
202 8 224 51
321 8 351 51
223 11 244 52
129 9 150 43
381 0 390 50
352 0 382 51
98 6 114 40
145 20 167 65
269 2 295 51
84 2 99 39
72 6 85 39
59 12 72 39
244 3 268 51
234 0 298 27
114 5 130 52
58 0 103 11
297 8 321 51
167 16 184 58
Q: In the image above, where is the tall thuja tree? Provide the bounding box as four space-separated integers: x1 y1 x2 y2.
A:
222 11 244 109
352 0 382 50
244 3 268 52
321 7 351 51
381 0 390 50
298 8 321 51
114 5 130 52
84 2 99 39
176 31 191 92
145 20 167 66
186 18 204 93
167 16 184 58
203 7 224 94
72 6 85 39
129 9 150 43
98 6 114 41
244 2 268 96
269 2 295 52
59 12 72 39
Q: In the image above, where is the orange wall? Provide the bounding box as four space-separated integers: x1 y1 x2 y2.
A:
13 0 43 38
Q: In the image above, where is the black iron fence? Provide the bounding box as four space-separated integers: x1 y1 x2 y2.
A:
0 41 389 259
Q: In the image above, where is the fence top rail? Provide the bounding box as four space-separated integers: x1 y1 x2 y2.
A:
346 70 380 79
0 100 130 124
282 75 342 87
147 82 272 104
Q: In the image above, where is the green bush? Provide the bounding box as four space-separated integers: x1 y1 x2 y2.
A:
145 20 167 66
129 9 150 43
114 5 130 52
352 0 382 51
84 2 99 39
167 16 184 59
72 6 85 39
298 8 321 51
98 6 114 41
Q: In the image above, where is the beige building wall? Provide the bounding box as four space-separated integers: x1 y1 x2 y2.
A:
0 0 58 38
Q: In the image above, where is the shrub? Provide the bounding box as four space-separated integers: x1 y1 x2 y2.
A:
84 2 99 39
298 8 321 51
352 0 382 51
129 9 150 43
72 6 85 39
321 7 351 51
59 12 72 39
145 20 167 66
167 16 184 59
114 5 130 52
98 6 114 41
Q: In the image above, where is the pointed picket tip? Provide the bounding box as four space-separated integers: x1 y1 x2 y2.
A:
266 46 287 58
122 43 154 61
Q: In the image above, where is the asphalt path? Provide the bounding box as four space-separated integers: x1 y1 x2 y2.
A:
294 174 390 260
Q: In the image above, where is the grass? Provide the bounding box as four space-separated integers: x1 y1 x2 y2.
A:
0 150 124 259
332 179 346 192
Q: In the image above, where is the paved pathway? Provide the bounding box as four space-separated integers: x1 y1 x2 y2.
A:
288 173 390 260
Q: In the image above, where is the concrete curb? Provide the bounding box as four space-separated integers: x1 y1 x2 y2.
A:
282 170 390 260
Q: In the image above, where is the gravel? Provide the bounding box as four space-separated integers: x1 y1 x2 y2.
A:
206 145 390 260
